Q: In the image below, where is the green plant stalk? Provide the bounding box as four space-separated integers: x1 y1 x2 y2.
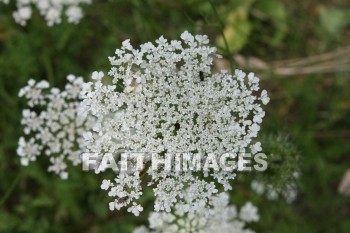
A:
208 0 234 73
43 53 55 85
0 171 22 207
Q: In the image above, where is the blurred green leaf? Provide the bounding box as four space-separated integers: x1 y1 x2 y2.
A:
253 0 288 46
0 212 18 232
254 0 287 28
216 0 254 53
319 6 350 37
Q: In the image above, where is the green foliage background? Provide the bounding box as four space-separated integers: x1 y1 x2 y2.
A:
0 0 350 232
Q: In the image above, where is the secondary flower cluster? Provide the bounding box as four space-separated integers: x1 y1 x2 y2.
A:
17 32 269 219
251 171 300 203
0 0 91 26
133 192 259 233
18 75 95 179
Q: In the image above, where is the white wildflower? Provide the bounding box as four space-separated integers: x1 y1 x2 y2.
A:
239 202 259 223
1 0 91 26
13 6 32 26
251 142 262 154
133 192 259 233
17 75 95 179
251 177 299 203
85 31 269 214
17 31 270 216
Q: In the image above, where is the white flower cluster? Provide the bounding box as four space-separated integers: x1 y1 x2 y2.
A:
1 0 91 26
17 31 269 218
251 171 299 203
80 31 269 215
101 173 143 216
17 75 95 179
133 192 259 233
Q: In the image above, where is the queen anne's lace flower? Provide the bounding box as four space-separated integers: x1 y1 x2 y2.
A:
17 31 269 216
80 31 269 215
18 75 95 179
1 0 91 26
133 192 259 233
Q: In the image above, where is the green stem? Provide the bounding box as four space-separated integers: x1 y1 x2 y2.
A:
42 53 54 85
0 172 22 207
208 0 234 73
